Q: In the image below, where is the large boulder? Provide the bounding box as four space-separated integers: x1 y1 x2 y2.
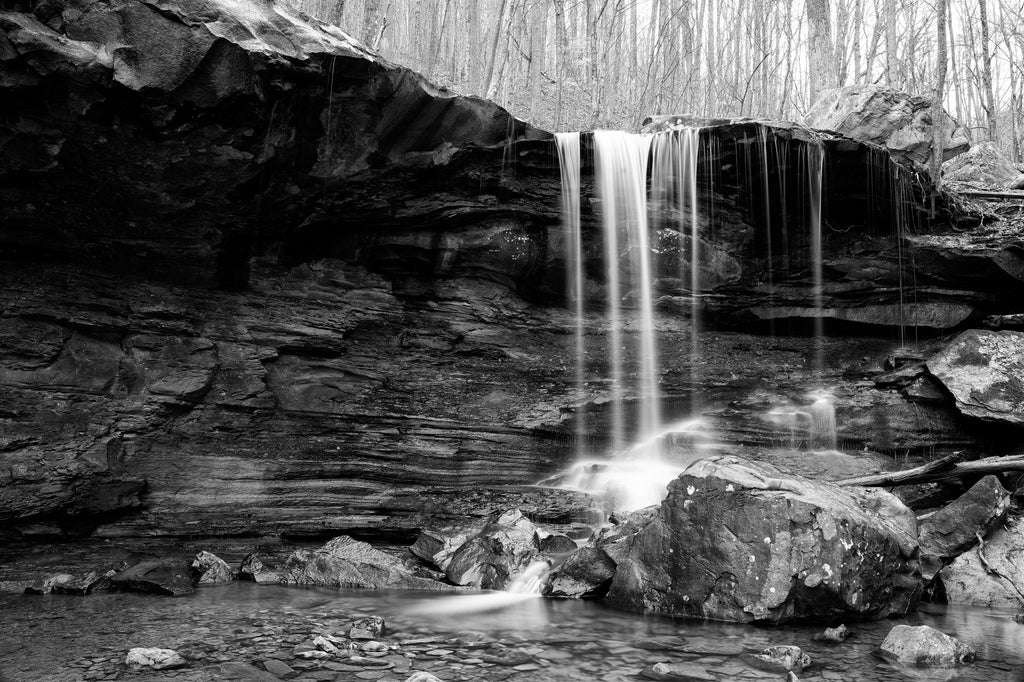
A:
927 329 1024 427
806 84 970 169
280 536 446 590
879 625 976 666
944 141 1024 189
604 456 921 623
940 517 1024 607
444 509 545 590
918 475 1010 579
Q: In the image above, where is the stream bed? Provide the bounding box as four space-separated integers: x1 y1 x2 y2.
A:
1 580 1023 682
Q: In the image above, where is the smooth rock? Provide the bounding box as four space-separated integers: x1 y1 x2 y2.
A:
543 546 616 598
927 329 1024 426
404 673 444 682
918 475 1010 579
813 624 849 643
263 659 296 678
879 624 976 666
125 647 186 669
805 84 970 169
191 551 234 584
605 456 922 623
110 559 194 596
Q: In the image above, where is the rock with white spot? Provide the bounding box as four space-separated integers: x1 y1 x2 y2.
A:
879 624 976 666
126 647 186 669
605 456 922 623
743 645 811 673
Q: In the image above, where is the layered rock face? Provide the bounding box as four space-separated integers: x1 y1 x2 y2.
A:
2 0 1024 543
605 457 922 623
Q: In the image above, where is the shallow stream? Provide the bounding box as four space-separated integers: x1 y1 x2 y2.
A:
2 581 1022 681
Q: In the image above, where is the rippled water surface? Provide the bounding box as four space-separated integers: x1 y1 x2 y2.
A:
1 582 1023 681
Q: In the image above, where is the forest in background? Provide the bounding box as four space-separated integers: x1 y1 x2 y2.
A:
289 0 1024 163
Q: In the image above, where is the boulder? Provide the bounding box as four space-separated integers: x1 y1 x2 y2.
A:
191 551 234 584
940 517 1024 607
879 624 976 666
238 553 286 585
918 474 1010 579
51 570 110 595
536 529 577 554
444 509 543 590
410 521 485 571
543 546 616 598
805 84 970 169
927 329 1024 427
944 141 1024 189
604 456 922 623
281 536 445 590
110 558 194 596
125 647 187 669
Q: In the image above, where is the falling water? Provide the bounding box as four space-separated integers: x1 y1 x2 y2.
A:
404 561 551 616
593 130 660 445
555 132 585 459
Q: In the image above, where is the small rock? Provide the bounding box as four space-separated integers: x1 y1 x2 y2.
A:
743 645 811 673
536 530 577 555
24 573 75 595
879 624 976 666
125 647 186 670
350 616 385 639
191 551 234 584
404 673 444 682
360 641 388 652
52 571 110 595
110 559 194 596
312 635 341 655
813 624 848 643
295 651 330 660
641 661 716 681
239 553 286 584
263 659 296 678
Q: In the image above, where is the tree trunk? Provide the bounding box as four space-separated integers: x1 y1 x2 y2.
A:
885 0 898 86
805 0 833 104
979 0 997 141
482 0 509 98
931 0 948 190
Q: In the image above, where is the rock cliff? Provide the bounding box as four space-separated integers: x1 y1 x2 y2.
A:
3 0 1023 542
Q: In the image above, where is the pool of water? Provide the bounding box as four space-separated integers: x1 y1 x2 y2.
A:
1 581 1022 681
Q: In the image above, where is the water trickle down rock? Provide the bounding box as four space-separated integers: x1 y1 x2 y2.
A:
604 456 921 623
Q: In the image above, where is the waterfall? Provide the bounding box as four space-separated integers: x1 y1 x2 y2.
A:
555 132 585 459
593 130 659 447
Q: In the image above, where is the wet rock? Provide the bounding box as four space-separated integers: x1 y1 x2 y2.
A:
125 647 186 670
281 536 444 589
918 475 1010 579
743 645 811 673
350 616 385 640
51 570 110 595
24 572 74 595
641 661 716 681
806 84 970 169
110 558 194 596
879 624 976 666
203 662 281 681
445 509 544 589
536 530 577 554
263 659 296 678
191 551 234 584
941 516 1024 607
404 673 444 682
410 521 485 571
927 329 1024 426
944 141 1024 189
543 546 616 598
813 624 849 643
605 456 922 623
238 554 286 585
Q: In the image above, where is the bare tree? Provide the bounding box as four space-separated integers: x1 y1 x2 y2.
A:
931 0 949 190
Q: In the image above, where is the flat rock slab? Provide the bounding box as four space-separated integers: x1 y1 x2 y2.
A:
927 329 1024 426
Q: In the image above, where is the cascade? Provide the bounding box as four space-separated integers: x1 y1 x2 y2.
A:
405 561 551 616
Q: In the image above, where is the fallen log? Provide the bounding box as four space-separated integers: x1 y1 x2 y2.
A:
836 453 1024 488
